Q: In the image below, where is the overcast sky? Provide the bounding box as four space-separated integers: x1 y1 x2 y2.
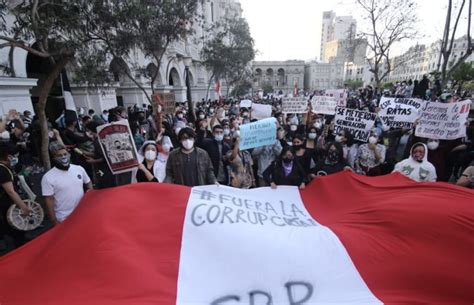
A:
239 0 470 61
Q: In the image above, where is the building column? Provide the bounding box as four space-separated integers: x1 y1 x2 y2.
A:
0 77 37 116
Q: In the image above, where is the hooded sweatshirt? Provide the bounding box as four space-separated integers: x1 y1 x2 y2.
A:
393 143 437 182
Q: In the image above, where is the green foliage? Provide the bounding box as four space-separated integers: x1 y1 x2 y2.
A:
231 80 252 97
262 82 273 95
450 62 474 83
382 82 394 89
201 16 255 85
344 79 364 90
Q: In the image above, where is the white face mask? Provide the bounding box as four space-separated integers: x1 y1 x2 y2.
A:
427 141 439 150
223 128 231 136
233 130 240 138
181 139 194 150
175 128 181 135
314 122 322 129
214 134 224 142
290 125 298 131
335 135 343 143
368 136 378 145
199 114 205 120
308 133 317 140
145 150 157 161
161 144 171 153
177 114 184 119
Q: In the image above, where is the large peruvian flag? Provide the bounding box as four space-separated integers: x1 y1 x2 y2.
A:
0 172 472 304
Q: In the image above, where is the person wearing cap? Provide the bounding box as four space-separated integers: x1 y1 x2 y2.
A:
41 142 92 226
164 127 216 186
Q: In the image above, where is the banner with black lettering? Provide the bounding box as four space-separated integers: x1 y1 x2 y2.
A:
415 100 471 140
311 96 337 115
282 97 308 113
334 107 377 142
378 97 426 129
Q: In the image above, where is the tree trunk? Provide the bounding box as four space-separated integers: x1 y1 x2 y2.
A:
205 72 215 101
38 57 71 170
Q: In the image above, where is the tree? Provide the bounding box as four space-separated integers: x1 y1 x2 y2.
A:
450 62 474 92
201 16 255 99
73 0 199 103
438 0 472 89
230 79 252 97
355 0 418 88
344 79 364 90
261 82 273 96
0 1 91 169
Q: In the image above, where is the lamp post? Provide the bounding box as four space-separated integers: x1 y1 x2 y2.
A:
183 56 195 123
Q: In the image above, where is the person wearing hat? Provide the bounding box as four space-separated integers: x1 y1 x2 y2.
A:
164 127 216 186
41 142 92 226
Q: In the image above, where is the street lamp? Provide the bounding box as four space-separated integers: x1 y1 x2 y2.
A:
183 56 195 123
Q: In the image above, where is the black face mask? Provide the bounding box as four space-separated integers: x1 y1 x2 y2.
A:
282 157 293 164
53 155 71 171
328 151 340 162
293 144 303 151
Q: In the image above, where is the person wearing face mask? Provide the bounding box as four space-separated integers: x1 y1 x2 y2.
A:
0 142 31 249
164 127 216 186
83 121 115 189
200 125 231 185
355 132 386 176
276 127 289 149
393 143 437 182
136 141 160 183
311 142 350 177
335 129 358 169
41 143 92 226
263 146 307 190
292 135 314 177
422 138 466 182
252 135 283 187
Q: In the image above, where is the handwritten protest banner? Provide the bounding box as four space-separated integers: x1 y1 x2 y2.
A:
415 100 471 140
251 103 272 119
311 96 338 115
378 97 426 129
334 107 377 142
282 97 308 113
97 120 139 174
325 89 347 107
240 99 252 109
152 93 175 114
239 117 277 150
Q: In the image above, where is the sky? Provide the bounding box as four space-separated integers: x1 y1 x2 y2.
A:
238 0 470 61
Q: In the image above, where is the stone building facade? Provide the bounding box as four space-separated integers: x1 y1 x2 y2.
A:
252 61 305 95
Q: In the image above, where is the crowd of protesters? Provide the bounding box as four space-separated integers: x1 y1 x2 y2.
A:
1 75 473 252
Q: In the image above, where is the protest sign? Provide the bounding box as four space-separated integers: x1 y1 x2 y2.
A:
334 107 377 142
97 120 140 174
240 99 252 109
251 103 272 119
239 117 277 150
415 100 471 140
152 93 176 114
325 89 347 107
311 96 338 115
282 97 308 113
378 97 426 129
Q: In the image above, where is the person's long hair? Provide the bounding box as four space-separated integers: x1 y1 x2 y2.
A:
276 146 296 166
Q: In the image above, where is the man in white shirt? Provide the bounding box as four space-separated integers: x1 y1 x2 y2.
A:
41 143 92 226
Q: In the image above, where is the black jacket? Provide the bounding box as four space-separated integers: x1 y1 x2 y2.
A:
263 160 307 186
200 138 231 182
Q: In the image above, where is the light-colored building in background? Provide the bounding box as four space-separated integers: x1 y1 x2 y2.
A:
387 35 474 83
0 0 242 116
320 11 356 62
304 61 345 91
252 60 305 95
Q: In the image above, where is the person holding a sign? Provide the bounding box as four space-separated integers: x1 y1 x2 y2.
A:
263 146 306 190
355 131 387 176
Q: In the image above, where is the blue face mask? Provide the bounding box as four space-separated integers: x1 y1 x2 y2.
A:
9 156 18 167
